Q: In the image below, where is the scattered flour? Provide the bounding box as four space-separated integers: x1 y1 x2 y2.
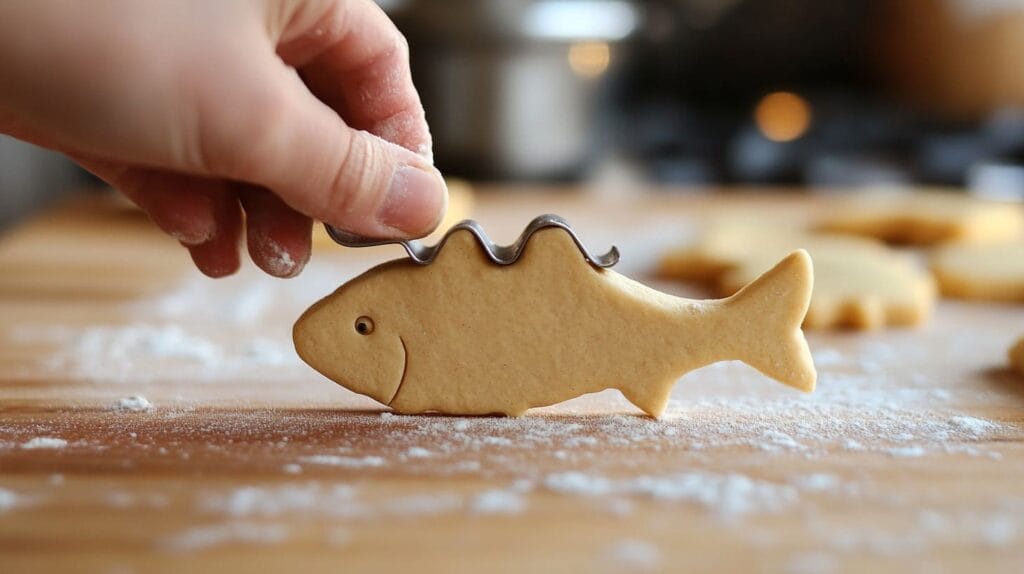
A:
384 493 463 516
263 239 297 277
792 473 840 492
20 437 67 450
604 498 635 517
162 522 289 552
608 539 662 571
0 487 22 512
114 395 153 413
105 492 169 509
841 439 865 451
349 403 1008 465
481 436 513 446
201 484 358 518
884 446 927 458
544 471 799 520
298 455 386 468
147 275 276 326
239 338 294 367
324 526 352 547
13 324 299 384
981 516 1017 547
405 447 432 459
471 489 527 515
787 551 838 574
811 348 846 367
808 501 1024 557
948 416 998 436
197 482 524 522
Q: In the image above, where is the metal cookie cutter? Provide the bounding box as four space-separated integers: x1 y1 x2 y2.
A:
324 214 619 268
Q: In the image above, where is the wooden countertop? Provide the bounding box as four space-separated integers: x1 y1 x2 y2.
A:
1 188 1023 573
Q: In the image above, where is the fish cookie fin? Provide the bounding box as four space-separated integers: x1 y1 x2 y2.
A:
621 383 674 418
724 250 817 392
432 227 492 267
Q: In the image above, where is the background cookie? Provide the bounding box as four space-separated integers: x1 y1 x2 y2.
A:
817 190 1024 245
658 219 867 281
720 245 936 330
931 241 1024 301
659 222 936 330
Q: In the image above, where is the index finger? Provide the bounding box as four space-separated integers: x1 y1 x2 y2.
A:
276 0 432 160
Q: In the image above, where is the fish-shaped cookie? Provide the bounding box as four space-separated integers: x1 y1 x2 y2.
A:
294 219 817 417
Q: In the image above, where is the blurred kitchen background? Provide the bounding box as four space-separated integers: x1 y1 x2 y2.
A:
2 0 1024 230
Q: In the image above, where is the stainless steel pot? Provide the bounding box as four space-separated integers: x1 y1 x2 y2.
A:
392 0 642 180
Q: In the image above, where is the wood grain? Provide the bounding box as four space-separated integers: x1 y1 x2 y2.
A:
1 189 1023 573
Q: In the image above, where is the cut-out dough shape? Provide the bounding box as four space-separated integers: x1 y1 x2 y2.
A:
659 222 935 330
816 190 1024 245
930 241 1024 302
1010 337 1024 376
658 220 870 281
294 224 817 417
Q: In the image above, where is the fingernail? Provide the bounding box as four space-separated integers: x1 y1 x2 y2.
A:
378 166 448 237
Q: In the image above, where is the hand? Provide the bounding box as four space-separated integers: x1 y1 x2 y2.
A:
0 0 447 278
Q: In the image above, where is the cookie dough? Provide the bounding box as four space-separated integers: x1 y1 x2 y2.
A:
1010 337 1024 376
817 190 1024 245
720 246 936 330
295 222 816 417
658 219 870 281
659 222 935 330
930 241 1024 301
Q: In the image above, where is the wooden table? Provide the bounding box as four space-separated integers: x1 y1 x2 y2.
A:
1 188 1023 573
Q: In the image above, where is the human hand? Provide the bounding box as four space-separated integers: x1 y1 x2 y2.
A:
0 0 447 278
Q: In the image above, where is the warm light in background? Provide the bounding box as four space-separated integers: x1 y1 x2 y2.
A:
568 41 611 78
523 0 639 41
754 91 813 142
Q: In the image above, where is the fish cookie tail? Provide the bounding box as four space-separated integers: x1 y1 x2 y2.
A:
724 250 817 392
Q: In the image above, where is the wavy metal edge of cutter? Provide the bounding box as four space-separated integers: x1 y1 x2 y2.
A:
324 214 620 268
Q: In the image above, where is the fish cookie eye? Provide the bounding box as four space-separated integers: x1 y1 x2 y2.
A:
355 316 374 335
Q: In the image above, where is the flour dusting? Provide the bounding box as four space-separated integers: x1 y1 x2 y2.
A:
13 324 299 384
0 487 22 513
20 437 67 450
298 455 386 468
201 484 358 518
162 522 289 552
263 238 297 277
471 489 527 515
545 471 799 520
609 539 662 570
114 395 154 413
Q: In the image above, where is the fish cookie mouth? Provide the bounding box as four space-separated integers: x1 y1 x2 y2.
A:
387 336 409 406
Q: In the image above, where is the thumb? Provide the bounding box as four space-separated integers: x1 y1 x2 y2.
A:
197 59 447 239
